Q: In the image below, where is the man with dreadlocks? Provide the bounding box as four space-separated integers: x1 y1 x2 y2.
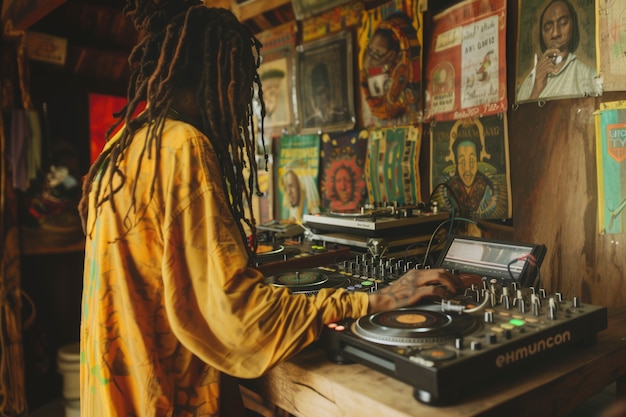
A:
78 1 461 416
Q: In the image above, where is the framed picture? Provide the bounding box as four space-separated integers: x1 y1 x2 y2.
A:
515 0 600 103
295 31 355 134
292 0 351 21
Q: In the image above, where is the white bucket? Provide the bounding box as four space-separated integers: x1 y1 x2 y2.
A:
57 343 80 416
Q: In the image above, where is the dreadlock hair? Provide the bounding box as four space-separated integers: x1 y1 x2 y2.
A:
78 0 267 259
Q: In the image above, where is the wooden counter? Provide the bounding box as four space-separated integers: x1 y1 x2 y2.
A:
246 307 626 417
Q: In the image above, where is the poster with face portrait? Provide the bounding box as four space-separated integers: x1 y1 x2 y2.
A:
424 0 507 121
258 57 293 130
515 0 600 103
254 23 297 136
365 126 422 205
296 31 355 134
275 134 321 223
358 0 423 128
429 114 512 219
320 129 369 212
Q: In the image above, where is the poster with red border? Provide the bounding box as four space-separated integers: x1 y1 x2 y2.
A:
424 0 507 121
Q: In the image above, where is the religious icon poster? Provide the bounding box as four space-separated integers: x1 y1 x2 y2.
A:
424 0 507 121
274 134 321 223
429 114 512 219
595 101 626 234
320 129 369 212
358 0 423 128
515 0 600 103
365 126 422 205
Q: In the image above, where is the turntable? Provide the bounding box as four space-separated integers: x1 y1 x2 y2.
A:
303 206 450 237
324 284 608 405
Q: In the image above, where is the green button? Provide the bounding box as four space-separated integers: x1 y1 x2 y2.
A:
510 319 525 327
361 280 373 286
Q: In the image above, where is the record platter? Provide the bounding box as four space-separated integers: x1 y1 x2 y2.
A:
351 304 482 346
265 268 372 295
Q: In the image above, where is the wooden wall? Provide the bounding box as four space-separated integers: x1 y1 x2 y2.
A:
500 3 626 308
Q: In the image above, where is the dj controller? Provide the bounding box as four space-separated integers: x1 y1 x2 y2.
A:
264 252 609 406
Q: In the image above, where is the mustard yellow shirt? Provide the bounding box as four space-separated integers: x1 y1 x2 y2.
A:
80 119 369 416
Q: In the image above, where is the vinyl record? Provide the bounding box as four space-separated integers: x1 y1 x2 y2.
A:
352 304 481 346
266 269 351 294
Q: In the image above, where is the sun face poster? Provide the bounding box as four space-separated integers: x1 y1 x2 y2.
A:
424 0 507 121
320 129 369 212
429 114 512 219
595 101 626 234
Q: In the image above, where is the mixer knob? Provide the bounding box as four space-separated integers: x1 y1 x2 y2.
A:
484 310 494 323
572 296 580 308
454 337 464 349
518 299 526 314
502 295 511 310
539 288 547 298
487 333 498 344
470 341 482 350
555 292 563 303
532 301 541 317
547 298 558 320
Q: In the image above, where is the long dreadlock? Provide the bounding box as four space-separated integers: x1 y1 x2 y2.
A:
78 1 267 258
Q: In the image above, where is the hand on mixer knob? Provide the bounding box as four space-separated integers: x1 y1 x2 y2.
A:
367 268 462 313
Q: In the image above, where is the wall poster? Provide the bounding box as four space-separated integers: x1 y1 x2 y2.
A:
429 114 512 219
358 0 423 128
424 0 507 121
596 0 626 92
365 126 421 205
254 22 297 138
275 134 321 223
595 101 626 234
320 129 369 212
515 0 601 103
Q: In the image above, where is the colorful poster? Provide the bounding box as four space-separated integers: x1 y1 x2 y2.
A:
424 0 507 121
430 114 512 219
595 101 626 234
357 0 423 128
275 134 321 222
596 0 626 92
516 0 600 103
365 126 421 205
320 129 369 212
